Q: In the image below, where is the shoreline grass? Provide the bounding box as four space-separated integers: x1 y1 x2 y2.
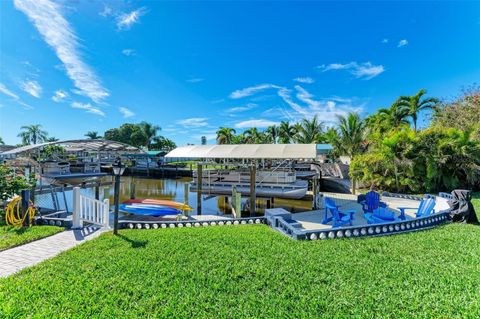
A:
0 225 64 252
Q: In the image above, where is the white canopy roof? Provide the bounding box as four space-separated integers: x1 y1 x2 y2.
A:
165 144 331 159
0 139 143 156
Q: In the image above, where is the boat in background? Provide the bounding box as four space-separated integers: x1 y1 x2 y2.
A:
119 204 181 216
122 198 192 210
41 160 107 185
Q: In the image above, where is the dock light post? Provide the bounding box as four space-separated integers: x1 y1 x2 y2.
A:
112 158 126 235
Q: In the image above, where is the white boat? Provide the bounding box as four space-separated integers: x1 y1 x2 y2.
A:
41 160 107 185
191 169 308 199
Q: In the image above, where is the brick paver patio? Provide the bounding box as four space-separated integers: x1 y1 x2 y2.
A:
0 227 106 278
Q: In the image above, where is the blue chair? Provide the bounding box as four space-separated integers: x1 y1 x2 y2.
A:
365 207 401 224
323 198 356 228
398 197 436 220
360 191 387 214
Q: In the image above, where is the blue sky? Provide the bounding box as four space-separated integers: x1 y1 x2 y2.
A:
1 0 479 146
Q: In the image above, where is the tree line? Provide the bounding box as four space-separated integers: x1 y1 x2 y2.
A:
216 87 480 193
3 122 176 151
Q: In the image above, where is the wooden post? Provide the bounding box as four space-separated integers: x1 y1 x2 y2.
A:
21 189 30 227
250 160 256 216
232 185 241 218
312 177 319 209
184 183 189 216
129 176 136 199
197 163 202 215
72 187 82 229
95 185 100 200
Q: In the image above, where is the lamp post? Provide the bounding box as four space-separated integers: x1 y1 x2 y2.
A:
112 157 125 235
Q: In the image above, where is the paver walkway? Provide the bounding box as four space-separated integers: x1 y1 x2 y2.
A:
0 226 106 278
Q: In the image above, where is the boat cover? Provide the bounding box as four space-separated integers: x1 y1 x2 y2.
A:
448 189 479 224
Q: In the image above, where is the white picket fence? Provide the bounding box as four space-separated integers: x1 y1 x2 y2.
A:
72 187 110 229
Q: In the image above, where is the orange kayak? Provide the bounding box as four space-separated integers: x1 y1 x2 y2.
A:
122 198 193 210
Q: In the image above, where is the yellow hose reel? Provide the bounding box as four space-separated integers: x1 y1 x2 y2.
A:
4 196 36 227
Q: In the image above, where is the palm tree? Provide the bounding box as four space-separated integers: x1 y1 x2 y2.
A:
85 131 101 140
17 124 48 145
265 125 278 144
140 122 161 150
278 121 296 143
45 137 59 142
336 113 366 194
294 116 324 143
367 102 410 135
244 127 261 144
216 127 236 144
0 137 4 145
397 89 439 131
336 113 366 158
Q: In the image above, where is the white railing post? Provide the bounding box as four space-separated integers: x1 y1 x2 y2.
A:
103 199 110 229
72 187 83 229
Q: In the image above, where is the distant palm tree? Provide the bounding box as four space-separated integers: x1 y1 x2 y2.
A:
17 124 48 145
0 137 4 145
45 137 59 142
244 127 261 144
140 122 161 150
265 125 278 144
397 89 439 131
85 131 102 140
278 121 296 144
336 112 365 158
294 116 324 143
216 127 236 144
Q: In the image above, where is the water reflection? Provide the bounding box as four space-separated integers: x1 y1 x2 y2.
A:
35 176 313 217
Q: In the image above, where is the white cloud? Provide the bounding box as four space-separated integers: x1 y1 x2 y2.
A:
116 7 146 30
71 101 105 116
119 106 134 118
318 61 384 80
234 119 279 128
122 49 136 56
0 82 32 109
226 103 257 113
20 80 42 98
99 5 113 17
229 82 364 125
186 78 204 83
14 0 109 103
398 39 408 47
0 83 19 100
230 83 281 99
293 77 314 84
52 89 68 102
177 117 209 127
382 38 389 44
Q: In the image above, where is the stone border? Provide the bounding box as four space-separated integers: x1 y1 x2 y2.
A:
295 211 449 240
119 217 267 230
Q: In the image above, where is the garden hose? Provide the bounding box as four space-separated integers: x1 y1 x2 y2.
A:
5 196 36 227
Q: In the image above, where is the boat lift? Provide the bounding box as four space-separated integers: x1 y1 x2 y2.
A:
165 144 332 216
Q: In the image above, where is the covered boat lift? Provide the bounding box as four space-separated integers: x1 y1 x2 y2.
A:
165 144 332 215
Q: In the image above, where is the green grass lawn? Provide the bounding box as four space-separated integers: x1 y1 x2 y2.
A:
1 225 480 318
0 225 63 251
0 197 479 318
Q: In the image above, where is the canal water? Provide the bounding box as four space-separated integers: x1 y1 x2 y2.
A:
35 176 313 217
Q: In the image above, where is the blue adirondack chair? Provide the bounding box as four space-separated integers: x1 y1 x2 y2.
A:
364 207 401 224
398 196 436 220
323 198 356 228
360 191 387 214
